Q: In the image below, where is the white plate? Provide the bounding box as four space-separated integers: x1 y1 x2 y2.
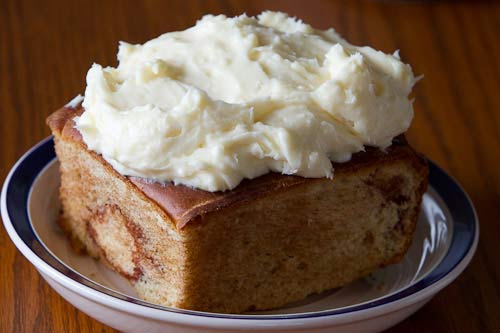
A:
1 137 479 333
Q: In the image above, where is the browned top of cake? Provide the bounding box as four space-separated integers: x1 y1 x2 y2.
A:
47 106 423 228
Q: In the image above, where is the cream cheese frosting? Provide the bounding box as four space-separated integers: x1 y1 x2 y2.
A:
76 11 417 192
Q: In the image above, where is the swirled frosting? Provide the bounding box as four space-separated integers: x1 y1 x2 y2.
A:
76 11 417 191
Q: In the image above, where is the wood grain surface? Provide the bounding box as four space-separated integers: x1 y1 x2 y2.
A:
1 0 499 332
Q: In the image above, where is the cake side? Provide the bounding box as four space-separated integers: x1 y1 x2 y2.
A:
47 106 427 313
180 144 427 312
48 109 190 307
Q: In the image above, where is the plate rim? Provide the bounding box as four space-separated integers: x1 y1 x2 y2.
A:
1 136 479 328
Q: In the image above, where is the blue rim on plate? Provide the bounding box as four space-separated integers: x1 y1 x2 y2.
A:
2 137 478 320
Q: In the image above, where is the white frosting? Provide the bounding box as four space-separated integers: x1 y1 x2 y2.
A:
76 11 417 192
65 94 84 108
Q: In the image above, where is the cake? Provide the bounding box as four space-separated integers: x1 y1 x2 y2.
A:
47 105 427 313
47 11 428 313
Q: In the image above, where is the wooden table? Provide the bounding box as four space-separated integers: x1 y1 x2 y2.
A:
1 0 498 331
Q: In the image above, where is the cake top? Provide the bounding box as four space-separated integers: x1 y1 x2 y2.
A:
47 106 420 229
75 11 417 192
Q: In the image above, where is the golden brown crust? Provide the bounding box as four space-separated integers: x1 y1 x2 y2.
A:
47 105 428 230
